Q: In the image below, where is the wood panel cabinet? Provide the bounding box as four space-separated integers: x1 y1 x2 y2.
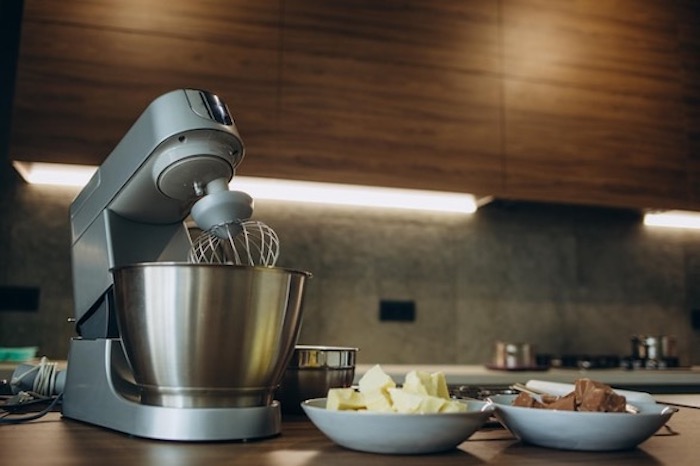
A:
678 0 700 207
501 0 690 209
7 0 700 210
251 0 503 195
10 0 281 166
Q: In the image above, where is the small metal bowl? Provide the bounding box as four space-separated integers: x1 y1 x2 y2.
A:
277 345 358 414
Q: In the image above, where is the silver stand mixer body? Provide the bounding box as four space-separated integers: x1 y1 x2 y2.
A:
62 89 289 440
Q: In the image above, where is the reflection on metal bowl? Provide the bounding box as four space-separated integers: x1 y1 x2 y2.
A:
112 263 311 408
277 345 358 414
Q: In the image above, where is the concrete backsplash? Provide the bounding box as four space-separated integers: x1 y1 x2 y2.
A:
2 173 700 365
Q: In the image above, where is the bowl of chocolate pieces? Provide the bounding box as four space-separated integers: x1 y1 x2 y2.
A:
487 378 677 451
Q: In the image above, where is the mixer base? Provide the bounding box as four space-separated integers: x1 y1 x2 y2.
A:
62 338 282 441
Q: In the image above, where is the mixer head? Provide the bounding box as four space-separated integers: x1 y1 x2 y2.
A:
190 178 253 235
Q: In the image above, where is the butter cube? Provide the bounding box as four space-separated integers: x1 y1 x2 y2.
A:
440 399 468 413
403 370 450 399
326 388 366 411
358 364 396 393
403 370 431 396
431 372 450 399
389 388 449 414
337 365 462 415
358 365 396 412
418 394 448 413
363 388 394 412
388 388 423 413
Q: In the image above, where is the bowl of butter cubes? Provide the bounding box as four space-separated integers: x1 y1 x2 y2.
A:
301 364 494 454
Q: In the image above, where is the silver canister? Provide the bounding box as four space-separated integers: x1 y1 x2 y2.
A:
277 345 358 414
631 335 677 362
493 341 536 369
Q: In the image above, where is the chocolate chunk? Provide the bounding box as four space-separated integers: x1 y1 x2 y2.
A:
512 392 544 408
575 378 626 413
543 392 576 411
574 378 602 405
512 378 627 413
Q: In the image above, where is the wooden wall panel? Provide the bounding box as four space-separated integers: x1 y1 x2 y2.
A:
10 0 281 166
678 1 700 207
501 0 689 209
264 0 503 194
7 0 700 210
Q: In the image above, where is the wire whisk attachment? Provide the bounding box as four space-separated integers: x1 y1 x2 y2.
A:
188 220 280 267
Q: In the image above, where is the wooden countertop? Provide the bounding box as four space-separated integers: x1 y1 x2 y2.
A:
0 408 697 466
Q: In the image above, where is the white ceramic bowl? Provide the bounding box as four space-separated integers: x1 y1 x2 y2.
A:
488 394 677 451
301 398 494 454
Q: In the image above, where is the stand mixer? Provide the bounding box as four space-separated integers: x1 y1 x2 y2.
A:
62 89 310 441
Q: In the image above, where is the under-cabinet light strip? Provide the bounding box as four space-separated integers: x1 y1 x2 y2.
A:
643 210 700 230
12 161 97 187
11 161 479 214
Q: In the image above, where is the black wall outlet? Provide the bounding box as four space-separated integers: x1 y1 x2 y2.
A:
0 286 40 312
379 300 415 322
692 309 700 330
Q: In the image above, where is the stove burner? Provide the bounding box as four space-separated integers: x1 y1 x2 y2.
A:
535 354 681 370
450 385 517 400
620 357 680 370
535 354 621 369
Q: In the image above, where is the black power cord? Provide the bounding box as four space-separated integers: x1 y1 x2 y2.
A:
0 392 62 424
0 356 64 424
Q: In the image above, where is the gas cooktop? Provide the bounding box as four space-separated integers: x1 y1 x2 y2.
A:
535 354 682 370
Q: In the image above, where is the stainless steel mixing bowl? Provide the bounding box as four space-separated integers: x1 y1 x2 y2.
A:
111 263 311 408
277 345 357 414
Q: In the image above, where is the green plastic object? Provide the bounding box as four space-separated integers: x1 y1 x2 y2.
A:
0 346 38 362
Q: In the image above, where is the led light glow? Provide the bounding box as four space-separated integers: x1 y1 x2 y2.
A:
230 177 478 213
12 161 479 214
13 161 97 187
643 210 700 230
